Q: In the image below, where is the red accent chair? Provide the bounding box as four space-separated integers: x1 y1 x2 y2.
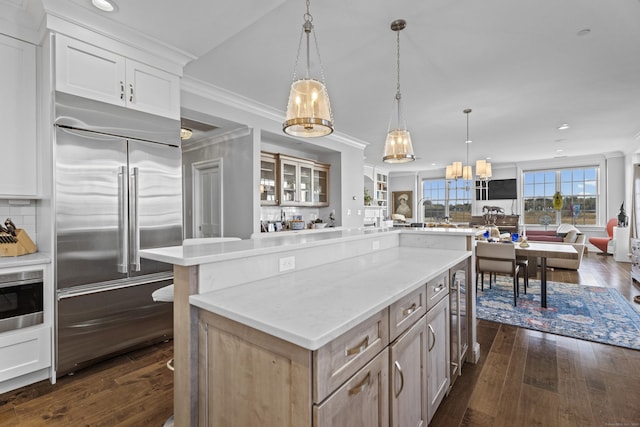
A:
588 218 617 253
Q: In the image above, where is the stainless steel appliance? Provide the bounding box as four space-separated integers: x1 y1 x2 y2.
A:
54 92 182 376
0 270 43 333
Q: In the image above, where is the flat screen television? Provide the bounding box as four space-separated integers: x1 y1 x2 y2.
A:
488 178 517 200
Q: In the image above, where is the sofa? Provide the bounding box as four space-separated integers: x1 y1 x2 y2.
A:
525 226 586 270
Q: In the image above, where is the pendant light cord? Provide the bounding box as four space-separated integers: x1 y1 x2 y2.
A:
396 28 402 124
290 0 327 84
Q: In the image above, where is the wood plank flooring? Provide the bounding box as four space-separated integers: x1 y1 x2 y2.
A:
1 251 639 426
431 251 640 427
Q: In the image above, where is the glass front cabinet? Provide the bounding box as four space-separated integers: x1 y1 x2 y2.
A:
275 154 330 207
261 152 329 207
260 152 278 205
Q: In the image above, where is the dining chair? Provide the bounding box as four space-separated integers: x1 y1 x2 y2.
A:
475 241 521 306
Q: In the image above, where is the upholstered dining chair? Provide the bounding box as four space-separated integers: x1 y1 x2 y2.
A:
475 241 521 306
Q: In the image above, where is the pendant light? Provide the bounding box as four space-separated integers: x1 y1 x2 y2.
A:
383 19 415 163
283 0 333 137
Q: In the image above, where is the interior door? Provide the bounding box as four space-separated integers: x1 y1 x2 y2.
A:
128 140 183 276
193 160 222 238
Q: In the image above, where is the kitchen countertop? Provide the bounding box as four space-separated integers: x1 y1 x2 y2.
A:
140 227 400 267
190 246 469 350
0 252 51 269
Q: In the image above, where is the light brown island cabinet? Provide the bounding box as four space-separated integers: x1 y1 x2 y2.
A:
426 295 451 424
389 316 428 427
193 261 460 426
197 308 389 427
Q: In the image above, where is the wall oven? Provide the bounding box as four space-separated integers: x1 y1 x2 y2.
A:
0 270 43 333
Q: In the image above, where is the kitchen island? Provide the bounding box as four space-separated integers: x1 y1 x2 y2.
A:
140 228 477 426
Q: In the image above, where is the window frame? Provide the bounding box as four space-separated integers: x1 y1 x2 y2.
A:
521 165 600 227
420 178 473 223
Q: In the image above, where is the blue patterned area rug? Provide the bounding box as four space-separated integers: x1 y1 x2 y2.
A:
476 277 640 350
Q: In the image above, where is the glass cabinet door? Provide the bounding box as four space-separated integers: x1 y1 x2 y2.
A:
299 164 313 204
314 167 329 206
281 160 298 204
260 154 277 205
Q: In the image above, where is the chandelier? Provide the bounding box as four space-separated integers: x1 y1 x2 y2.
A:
445 109 492 181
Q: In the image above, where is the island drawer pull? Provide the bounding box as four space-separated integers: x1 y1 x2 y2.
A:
432 283 445 293
345 336 369 356
402 303 417 317
348 372 370 396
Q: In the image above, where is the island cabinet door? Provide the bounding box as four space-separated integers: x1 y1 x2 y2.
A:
426 296 451 423
197 310 312 427
390 315 427 427
314 348 389 427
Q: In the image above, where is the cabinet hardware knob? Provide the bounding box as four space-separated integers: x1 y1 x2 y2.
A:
120 81 124 100
345 336 369 356
129 84 134 102
348 372 370 396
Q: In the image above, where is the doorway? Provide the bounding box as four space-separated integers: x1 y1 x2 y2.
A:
192 159 223 238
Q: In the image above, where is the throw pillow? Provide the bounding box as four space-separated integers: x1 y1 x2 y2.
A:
563 229 578 243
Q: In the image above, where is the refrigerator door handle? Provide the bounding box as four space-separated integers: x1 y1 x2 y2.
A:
130 166 141 271
118 165 129 273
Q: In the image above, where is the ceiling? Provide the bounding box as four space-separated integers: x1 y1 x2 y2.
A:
8 0 640 172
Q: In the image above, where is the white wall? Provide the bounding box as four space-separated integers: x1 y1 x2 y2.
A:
182 128 255 239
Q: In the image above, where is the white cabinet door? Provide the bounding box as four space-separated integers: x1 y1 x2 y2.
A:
55 34 126 107
55 34 180 119
125 59 180 119
426 295 450 423
0 326 51 385
0 34 37 196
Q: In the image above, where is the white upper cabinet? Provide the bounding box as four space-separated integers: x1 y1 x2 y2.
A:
55 34 180 119
0 34 37 197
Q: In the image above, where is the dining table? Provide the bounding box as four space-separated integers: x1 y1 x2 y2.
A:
514 241 578 308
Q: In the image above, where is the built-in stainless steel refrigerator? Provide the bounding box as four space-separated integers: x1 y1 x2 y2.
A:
54 93 182 376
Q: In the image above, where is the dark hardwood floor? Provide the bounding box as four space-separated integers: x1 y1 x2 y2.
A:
1 251 638 426
431 250 640 427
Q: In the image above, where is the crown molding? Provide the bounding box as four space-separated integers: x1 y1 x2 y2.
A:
42 0 194 71
182 75 368 151
181 127 252 153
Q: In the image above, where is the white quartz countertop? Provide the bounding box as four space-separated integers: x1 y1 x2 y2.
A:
0 252 51 269
140 228 400 267
190 246 469 351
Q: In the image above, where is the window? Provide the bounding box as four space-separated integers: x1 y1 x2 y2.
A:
421 179 472 223
523 166 598 226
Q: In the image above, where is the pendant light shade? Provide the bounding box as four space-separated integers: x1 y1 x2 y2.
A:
383 19 415 163
283 0 333 137
284 79 333 137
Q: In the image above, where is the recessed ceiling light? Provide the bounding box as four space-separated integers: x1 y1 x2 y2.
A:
91 0 117 12
557 123 570 131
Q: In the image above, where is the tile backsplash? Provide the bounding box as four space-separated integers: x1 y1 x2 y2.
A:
0 200 37 242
